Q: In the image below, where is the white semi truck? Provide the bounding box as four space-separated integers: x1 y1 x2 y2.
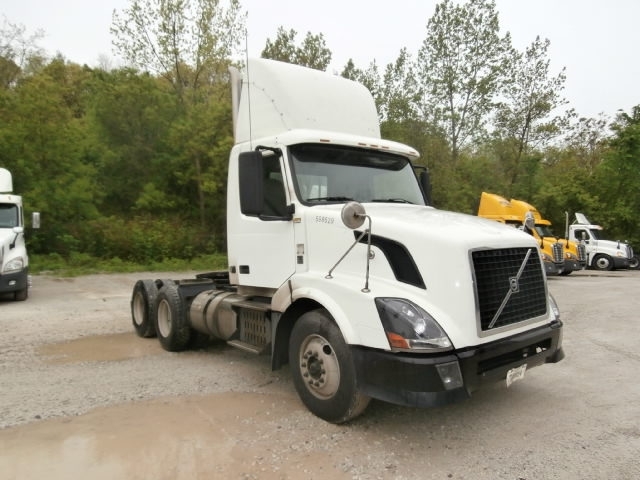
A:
130 59 565 423
568 213 633 271
0 168 39 300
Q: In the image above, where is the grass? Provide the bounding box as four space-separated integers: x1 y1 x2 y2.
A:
30 252 228 277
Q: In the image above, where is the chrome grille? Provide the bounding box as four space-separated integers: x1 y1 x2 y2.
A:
577 244 587 263
551 242 564 263
472 248 547 332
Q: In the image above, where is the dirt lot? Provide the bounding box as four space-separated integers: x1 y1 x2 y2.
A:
0 269 639 479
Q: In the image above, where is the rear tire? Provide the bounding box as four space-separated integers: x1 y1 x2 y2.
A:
155 282 191 352
131 280 158 338
289 309 370 423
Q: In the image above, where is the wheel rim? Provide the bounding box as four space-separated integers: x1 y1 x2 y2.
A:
596 257 610 269
157 299 172 337
132 292 145 327
299 334 340 399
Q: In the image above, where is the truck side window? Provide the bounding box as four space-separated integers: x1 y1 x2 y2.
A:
0 204 18 228
575 229 588 241
262 156 287 217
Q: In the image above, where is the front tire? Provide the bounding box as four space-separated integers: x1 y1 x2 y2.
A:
14 287 28 301
629 255 639 270
131 280 158 338
289 309 370 423
155 282 191 352
593 254 613 271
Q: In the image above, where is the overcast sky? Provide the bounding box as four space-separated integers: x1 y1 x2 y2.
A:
3 0 638 119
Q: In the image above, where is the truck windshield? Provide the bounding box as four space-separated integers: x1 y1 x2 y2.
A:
289 144 425 205
535 225 555 237
0 204 18 228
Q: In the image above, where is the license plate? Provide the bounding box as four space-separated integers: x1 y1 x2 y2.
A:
506 364 527 387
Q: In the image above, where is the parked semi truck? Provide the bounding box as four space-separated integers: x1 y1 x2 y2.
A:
508 199 586 276
568 213 633 270
0 168 39 300
477 192 566 276
131 59 564 423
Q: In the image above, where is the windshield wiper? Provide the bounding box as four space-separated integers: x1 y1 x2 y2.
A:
371 198 413 204
306 196 354 202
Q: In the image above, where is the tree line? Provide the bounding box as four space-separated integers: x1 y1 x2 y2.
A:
1 0 638 266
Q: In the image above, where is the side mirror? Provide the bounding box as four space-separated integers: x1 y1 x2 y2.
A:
341 202 366 229
32 212 40 229
419 169 433 206
238 151 264 216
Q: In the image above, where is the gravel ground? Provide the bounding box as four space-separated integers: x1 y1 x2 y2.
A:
1 270 639 479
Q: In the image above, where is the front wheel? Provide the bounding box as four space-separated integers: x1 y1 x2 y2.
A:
593 254 613 271
289 309 370 423
629 255 639 270
14 286 28 301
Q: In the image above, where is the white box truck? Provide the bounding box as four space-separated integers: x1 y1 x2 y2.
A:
0 168 39 301
130 59 564 423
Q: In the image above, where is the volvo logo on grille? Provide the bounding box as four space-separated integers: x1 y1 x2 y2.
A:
487 248 533 329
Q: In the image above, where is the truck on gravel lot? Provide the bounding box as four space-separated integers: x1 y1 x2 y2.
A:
477 192 568 276
130 59 564 423
0 168 39 301
508 198 587 276
568 213 633 270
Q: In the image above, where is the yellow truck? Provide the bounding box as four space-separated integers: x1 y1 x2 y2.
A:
509 199 586 275
477 193 567 276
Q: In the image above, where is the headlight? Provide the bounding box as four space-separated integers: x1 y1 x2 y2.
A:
548 294 560 321
565 252 576 260
375 298 453 352
3 257 24 274
541 252 552 262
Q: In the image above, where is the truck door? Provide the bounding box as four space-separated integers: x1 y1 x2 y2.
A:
228 151 296 289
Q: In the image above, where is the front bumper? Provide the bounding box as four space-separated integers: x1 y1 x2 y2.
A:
0 268 28 294
562 259 584 273
543 261 563 276
351 321 564 408
613 257 630 270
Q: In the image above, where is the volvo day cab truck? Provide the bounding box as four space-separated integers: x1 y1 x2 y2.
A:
568 213 633 270
508 199 586 276
477 192 566 276
0 168 39 300
131 59 564 423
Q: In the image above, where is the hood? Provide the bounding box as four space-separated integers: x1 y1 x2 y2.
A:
302 203 547 347
303 203 539 281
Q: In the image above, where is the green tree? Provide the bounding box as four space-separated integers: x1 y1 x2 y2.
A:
0 18 45 88
416 0 512 163
261 27 332 71
494 36 568 191
111 0 244 101
0 58 101 254
111 0 244 228
88 67 178 214
594 105 640 243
